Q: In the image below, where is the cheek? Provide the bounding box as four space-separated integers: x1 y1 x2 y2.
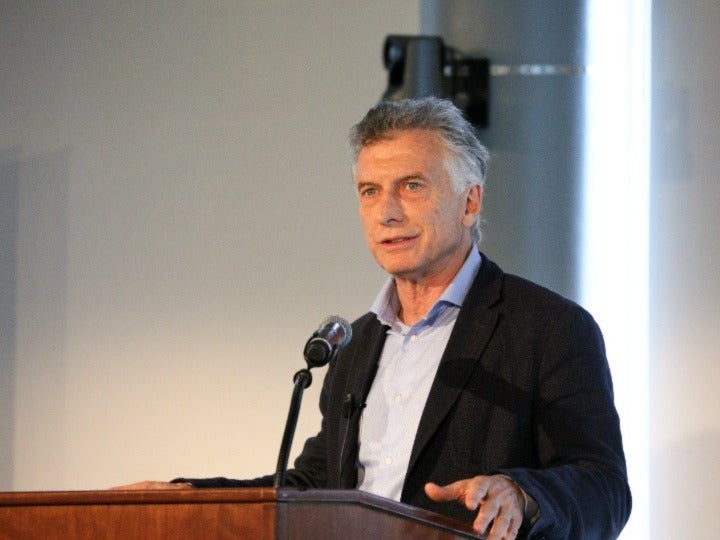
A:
357 204 369 224
446 200 469 228
433 205 462 230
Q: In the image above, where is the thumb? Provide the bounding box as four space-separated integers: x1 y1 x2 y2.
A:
425 480 462 502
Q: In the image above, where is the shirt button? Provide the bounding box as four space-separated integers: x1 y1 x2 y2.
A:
394 394 403 403
385 457 393 465
410 335 418 342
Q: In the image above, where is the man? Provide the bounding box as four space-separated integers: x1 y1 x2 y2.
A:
119 98 631 539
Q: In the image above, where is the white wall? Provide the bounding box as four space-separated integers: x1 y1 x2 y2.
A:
650 1 720 537
0 2 420 490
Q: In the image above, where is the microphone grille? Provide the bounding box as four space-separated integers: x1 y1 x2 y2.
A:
319 315 352 347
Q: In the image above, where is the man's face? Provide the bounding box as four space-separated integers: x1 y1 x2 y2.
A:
354 129 481 284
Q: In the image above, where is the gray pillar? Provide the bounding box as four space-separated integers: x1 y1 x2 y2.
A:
423 0 587 300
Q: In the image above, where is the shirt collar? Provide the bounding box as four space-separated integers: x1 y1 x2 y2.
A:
370 249 482 329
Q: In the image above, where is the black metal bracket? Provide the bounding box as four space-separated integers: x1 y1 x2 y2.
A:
382 35 490 127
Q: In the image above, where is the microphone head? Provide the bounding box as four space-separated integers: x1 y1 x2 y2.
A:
304 315 352 367
318 315 352 348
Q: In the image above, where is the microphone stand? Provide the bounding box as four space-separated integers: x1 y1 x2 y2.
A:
273 368 313 488
273 317 351 489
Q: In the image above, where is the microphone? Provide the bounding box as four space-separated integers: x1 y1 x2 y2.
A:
303 316 352 367
342 393 366 419
274 316 352 488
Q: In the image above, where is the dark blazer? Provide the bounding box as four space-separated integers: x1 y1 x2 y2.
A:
181 254 631 539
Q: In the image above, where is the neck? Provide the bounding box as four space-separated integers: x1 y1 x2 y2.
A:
395 281 448 326
394 245 473 326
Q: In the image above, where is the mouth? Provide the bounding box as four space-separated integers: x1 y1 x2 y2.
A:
379 234 418 246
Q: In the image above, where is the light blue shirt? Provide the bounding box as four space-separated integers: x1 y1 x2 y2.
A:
357 249 482 501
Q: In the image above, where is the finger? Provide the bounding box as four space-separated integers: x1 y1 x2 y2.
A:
485 507 521 540
463 477 490 510
475 480 524 539
424 480 466 502
426 479 487 511
426 478 491 512
472 494 501 536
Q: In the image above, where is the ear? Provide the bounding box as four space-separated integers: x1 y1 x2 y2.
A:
461 185 482 228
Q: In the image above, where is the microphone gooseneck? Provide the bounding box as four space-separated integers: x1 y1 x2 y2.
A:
274 316 353 488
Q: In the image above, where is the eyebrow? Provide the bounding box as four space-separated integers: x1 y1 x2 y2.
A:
355 173 426 190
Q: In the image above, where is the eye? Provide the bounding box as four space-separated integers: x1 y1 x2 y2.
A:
406 181 422 191
360 186 377 197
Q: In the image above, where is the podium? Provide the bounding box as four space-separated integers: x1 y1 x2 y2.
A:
0 488 480 539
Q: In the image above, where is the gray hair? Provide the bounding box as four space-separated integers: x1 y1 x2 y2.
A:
349 97 489 244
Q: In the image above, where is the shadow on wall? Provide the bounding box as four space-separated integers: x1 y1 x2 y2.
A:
0 147 72 490
651 431 720 539
0 150 19 489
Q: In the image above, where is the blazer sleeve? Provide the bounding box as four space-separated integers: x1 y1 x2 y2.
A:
498 305 632 539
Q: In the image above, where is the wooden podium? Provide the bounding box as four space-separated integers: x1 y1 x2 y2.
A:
0 488 480 539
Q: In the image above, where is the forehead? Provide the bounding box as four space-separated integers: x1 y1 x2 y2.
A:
354 129 447 181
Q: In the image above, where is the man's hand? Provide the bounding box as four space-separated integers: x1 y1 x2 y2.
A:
109 481 192 490
425 475 525 540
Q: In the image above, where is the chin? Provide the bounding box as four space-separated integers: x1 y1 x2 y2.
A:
384 265 423 281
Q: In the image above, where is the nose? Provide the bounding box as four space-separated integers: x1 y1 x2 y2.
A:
378 191 404 225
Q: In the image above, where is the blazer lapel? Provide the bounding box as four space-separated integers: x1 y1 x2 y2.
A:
344 316 388 409
405 254 504 476
337 316 388 486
